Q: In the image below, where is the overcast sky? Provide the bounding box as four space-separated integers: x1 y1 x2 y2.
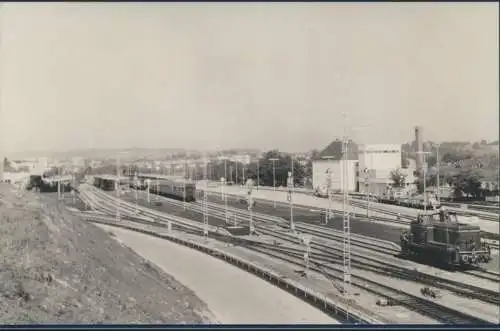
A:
0 2 498 155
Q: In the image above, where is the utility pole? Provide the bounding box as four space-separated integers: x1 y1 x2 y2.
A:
364 167 370 220
134 169 138 214
116 156 121 222
416 150 431 211
326 168 333 224
287 170 295 232
183 161 187 210
247 179 255 235
436 143 441 204
341 113 352 311
72 172 76 204
256 158 260 191
269 158 279 208
235 161 238 186
147 179 151 204
322 156 335 224
203 157 209 239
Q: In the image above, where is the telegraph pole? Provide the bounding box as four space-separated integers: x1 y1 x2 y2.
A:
322 156 335 224
287 170 295 232
363 168 369 219
341 113 352 309
326 168 332 224
72 172 76 204
436 143 441 204
269 158 279 208
116 156 121 222
147 179 151 204
247 179 255 235
203 157 209 239
183 161 187 210
256 158 260 191
235 160 238 186
416 150 431 211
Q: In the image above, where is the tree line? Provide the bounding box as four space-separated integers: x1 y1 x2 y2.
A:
89 150 310 188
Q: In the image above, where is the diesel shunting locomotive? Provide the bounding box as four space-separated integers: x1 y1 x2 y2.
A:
400 209 492 267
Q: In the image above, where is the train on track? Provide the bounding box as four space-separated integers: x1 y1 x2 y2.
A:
130 176 197 202
400 210 492 268
26 175 73 193
93 176 118 191
377 197 439 210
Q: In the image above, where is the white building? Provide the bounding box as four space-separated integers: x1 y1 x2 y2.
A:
312 160 358 193
230 154 252 165
357 144 402 196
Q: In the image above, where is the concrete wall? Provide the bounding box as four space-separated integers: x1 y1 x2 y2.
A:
312 160 357 192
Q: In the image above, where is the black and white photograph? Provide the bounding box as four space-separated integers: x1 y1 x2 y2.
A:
0 2 498 326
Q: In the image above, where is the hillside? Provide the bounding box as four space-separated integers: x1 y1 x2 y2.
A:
0 184 217 324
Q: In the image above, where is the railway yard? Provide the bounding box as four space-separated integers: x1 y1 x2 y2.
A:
57 178 500 325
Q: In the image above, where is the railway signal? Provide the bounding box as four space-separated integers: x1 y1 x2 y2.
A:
247 179 255 235
203 158 210 239
269 158 279 208
146 179 151 204
322 164 334 225
415 151 431 211
287 170 295 232
221 177 228 224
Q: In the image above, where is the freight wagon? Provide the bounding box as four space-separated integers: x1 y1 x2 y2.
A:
93 176 119 191
144 178 196 202
400 210 492 268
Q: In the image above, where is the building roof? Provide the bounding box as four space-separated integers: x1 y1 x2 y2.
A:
316 139 358 161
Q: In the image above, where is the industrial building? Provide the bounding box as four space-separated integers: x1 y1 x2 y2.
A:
312 139 359 193
357 144 402 196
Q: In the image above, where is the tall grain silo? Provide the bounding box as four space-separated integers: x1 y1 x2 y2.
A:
415 126 424 171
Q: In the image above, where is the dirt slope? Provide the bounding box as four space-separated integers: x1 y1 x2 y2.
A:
0 184 217 324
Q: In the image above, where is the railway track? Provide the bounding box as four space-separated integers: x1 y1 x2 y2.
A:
76 196 491 325
252 226 500 307
121 187 500 284
243 245 490 325
82 186 500 310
